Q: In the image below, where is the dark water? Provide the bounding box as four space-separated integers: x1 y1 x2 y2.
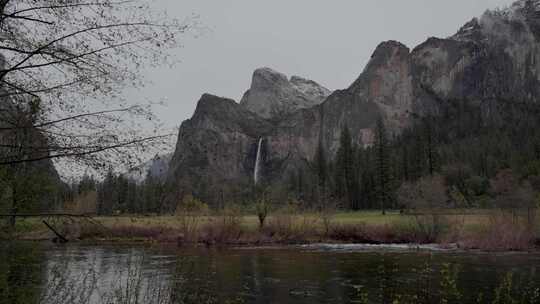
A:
1 242 540 304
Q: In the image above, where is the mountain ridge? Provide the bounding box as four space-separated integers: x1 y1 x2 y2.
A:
166 0 540 205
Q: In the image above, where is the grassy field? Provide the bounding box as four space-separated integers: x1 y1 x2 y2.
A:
95 211 408 229
93 210 513 233
4 209 539 251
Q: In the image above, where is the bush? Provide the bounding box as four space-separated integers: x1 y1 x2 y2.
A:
327 224 392 244
490 169 537 210
407 214 449 243
175 195 209 243
318 201 337 236
175 195 209 215
461 211 536 251
255 199 270 230
397 174 449 211
200 204 244 244
264 204 319 243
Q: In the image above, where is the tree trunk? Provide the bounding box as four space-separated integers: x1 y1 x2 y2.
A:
9 185 17 228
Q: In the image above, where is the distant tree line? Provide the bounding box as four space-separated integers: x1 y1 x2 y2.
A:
282 98 540 213
62 98 540 215
61 170 172 216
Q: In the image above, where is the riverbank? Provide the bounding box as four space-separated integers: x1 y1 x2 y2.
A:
3 210 540 251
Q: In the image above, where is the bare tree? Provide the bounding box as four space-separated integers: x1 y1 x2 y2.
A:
0 0 197 172
397 174 449 211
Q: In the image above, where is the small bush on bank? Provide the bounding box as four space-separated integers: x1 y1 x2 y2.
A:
263 204 320 243
255 199 270 230
407 214 450 243
175 195 209 215
326 215 449 245
318 201 338 236
327 224 394 244
200 204 245 244
460 211 536 251
174 195 210 243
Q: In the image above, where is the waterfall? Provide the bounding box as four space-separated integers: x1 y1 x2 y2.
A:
254 138 263 185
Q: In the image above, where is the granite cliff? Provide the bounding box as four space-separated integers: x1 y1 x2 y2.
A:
167 0 540 204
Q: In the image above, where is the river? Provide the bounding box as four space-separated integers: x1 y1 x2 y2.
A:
1 242 540 303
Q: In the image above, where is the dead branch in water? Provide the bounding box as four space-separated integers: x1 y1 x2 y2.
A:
42 220 68 243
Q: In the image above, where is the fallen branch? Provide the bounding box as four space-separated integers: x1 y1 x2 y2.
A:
0 213 111 236
42 220 68 243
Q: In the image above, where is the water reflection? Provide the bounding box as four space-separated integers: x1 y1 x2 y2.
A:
1 242 540 303
0 242 45 304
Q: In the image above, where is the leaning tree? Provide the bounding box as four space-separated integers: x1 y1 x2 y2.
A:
0 0 197 172
0 0 197 225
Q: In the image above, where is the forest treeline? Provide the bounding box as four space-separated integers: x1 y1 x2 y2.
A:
289 98 540 213
48 98 539 215
3 98 540 216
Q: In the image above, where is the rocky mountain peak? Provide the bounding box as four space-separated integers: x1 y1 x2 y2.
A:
510 0 540 13
251 67 290 88
290 75 331 103
347 40 412 133
350 41 410 91
192 93 233 116
240 67 330 119
452 18 483 41
480 0 540 31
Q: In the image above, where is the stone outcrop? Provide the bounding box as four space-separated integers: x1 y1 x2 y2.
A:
167 0 540 204
167 94 274 200
240 67 330 119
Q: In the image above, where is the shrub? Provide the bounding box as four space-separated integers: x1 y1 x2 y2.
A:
318 201 337 236
175 195 209 215
264 204 319 243
409 214 449 243
255 199 270 230
461 211 535 251
490 169 537 210
397 174 449 211
200 204 244 244
175 195 209 243
177 214 201 243
327 223 389 243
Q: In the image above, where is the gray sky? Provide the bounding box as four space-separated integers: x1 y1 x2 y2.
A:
128 0 515 129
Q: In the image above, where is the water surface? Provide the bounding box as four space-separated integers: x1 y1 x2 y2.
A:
1 242 540 303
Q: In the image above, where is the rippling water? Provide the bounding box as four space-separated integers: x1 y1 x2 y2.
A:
1 242 540 303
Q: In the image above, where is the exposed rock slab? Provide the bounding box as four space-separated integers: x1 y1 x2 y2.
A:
240 67 330 119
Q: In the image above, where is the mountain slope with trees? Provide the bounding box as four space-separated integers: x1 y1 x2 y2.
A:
163 0 540 212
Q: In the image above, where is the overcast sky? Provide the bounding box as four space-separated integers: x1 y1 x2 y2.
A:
127 0 515 129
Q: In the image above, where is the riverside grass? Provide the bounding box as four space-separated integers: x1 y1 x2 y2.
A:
4 209 540 251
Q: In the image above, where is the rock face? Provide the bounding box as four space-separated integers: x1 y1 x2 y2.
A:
125 153 172 183
167 94 274 201
168 0 540 204
240 67 331 119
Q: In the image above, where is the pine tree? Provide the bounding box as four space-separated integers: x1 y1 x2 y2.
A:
314 140 328 206
375 118 391 215
97 167 117 215
335 125 358 209
423 117 439 176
